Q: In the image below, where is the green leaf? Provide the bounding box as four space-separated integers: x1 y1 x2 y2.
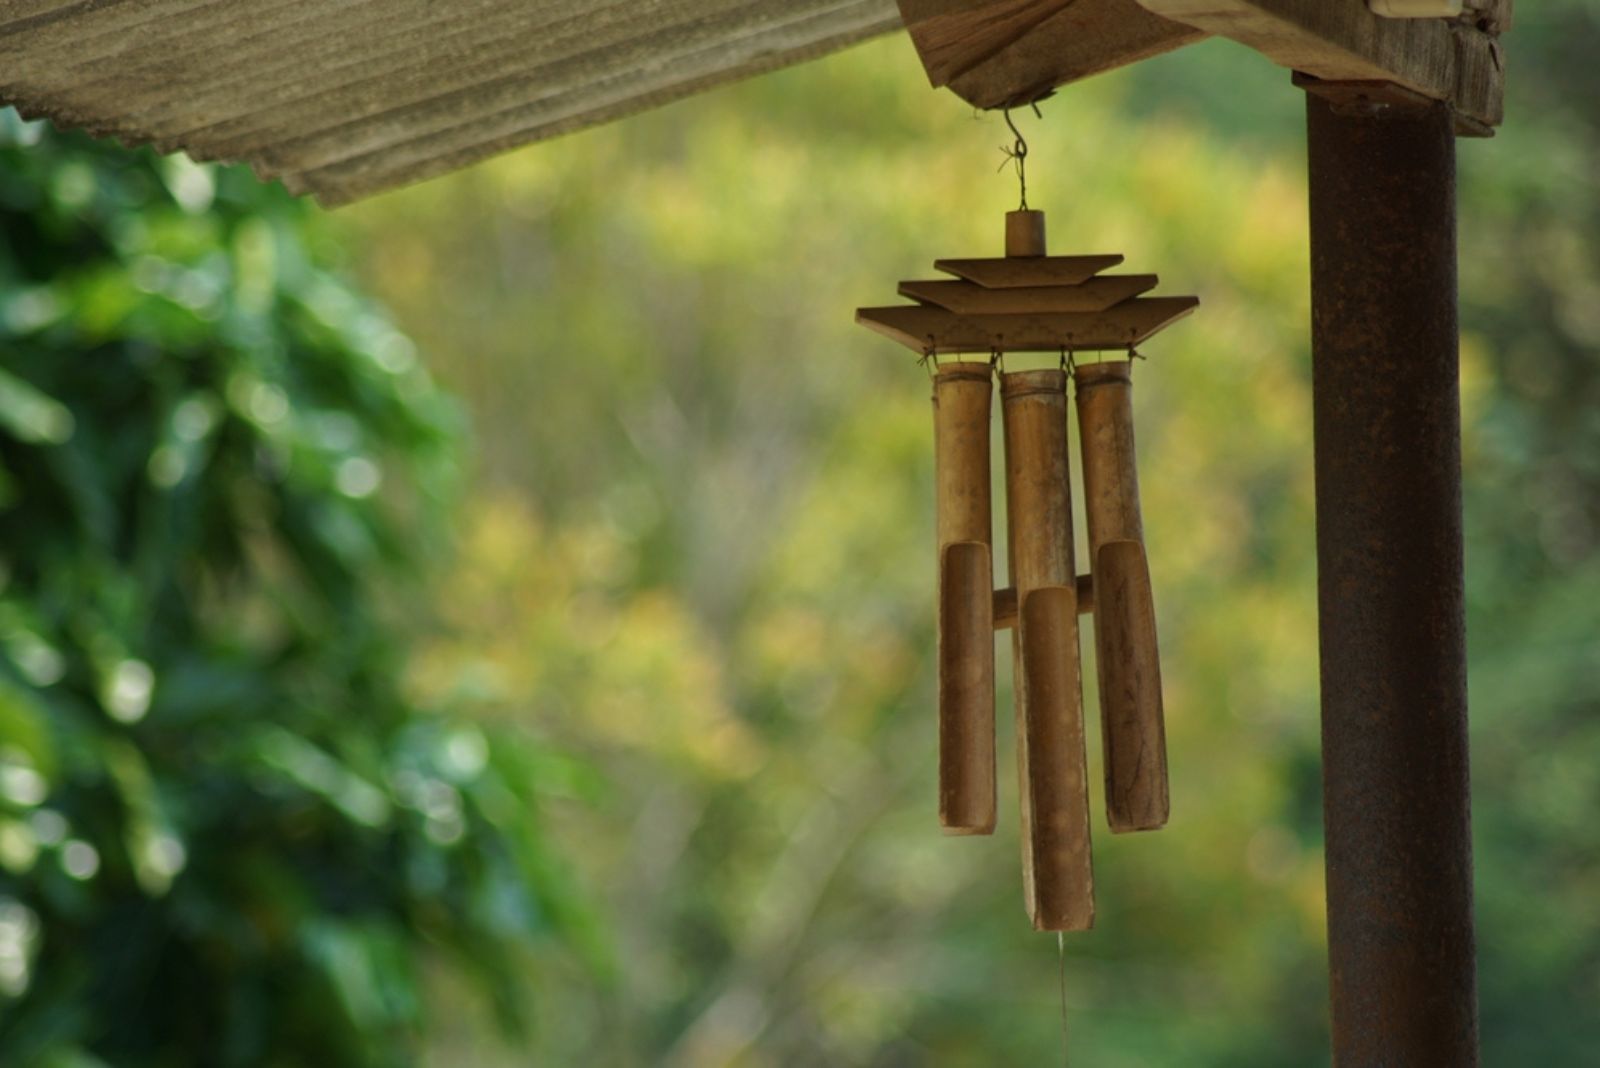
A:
0 368 72 445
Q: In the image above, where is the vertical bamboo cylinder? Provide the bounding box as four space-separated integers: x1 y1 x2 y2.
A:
1001 368 1094 931
934 362 996 835
1075 360 1169 833
1006 209 1047 258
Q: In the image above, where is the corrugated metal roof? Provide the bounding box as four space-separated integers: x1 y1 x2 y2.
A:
0 0 902 205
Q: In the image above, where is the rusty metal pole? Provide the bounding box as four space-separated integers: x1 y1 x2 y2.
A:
1305 92 1478 1065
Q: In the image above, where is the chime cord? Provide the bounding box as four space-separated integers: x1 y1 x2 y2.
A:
999 101 1044 211
1057 932 1071 1067
1000 108 1030 210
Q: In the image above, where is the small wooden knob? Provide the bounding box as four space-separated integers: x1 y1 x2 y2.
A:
1006 210 1047 258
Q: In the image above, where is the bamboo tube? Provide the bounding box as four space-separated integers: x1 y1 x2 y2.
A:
992 576 1094 631
1020 586 1094 929
1074 360 1169 833
1001 368 1094 931
934 362 996 835
1006 209 1047 258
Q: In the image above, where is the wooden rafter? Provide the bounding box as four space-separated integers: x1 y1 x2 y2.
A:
895 0 1507 132
896 0 1205 109
1135 0 1505 129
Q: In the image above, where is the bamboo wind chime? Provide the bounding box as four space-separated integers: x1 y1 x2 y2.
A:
856 205 1196 931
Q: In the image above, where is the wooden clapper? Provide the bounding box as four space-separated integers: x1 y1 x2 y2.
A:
856 209 1196 931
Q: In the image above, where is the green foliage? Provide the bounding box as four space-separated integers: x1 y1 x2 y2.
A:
1456 6 1600 1059
0 117 592 1066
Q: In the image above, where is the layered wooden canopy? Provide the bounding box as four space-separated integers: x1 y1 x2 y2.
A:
857 216 1198 354
0 0 1508 205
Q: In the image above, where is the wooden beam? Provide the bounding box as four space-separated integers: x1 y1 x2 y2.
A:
897 0 1073 88
1134 0 1505 128
896 0 1205 109
1468 0 1513 34
1369 0 1461 17
948 0 1206 109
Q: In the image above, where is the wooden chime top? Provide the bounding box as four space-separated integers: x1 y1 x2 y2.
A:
856 210 1198 355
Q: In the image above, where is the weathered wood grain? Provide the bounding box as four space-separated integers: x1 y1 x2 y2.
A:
1468 0 1513 34
1369 0 1461 17
0 0 902 203
1135 0 1505 128
0 0 1511 201
896 0 1074 87
896 0 1205 110
948 0 1207 109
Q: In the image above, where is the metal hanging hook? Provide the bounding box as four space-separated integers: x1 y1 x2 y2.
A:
997 102 1045 211
999 107 1029 210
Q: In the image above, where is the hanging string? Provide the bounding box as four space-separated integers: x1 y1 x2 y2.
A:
919 345 942 397
1057 932 1071 1067
998 102 1043 211
999 109 1029 210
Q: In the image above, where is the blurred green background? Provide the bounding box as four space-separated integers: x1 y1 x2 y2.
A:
0 2 1596 1064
